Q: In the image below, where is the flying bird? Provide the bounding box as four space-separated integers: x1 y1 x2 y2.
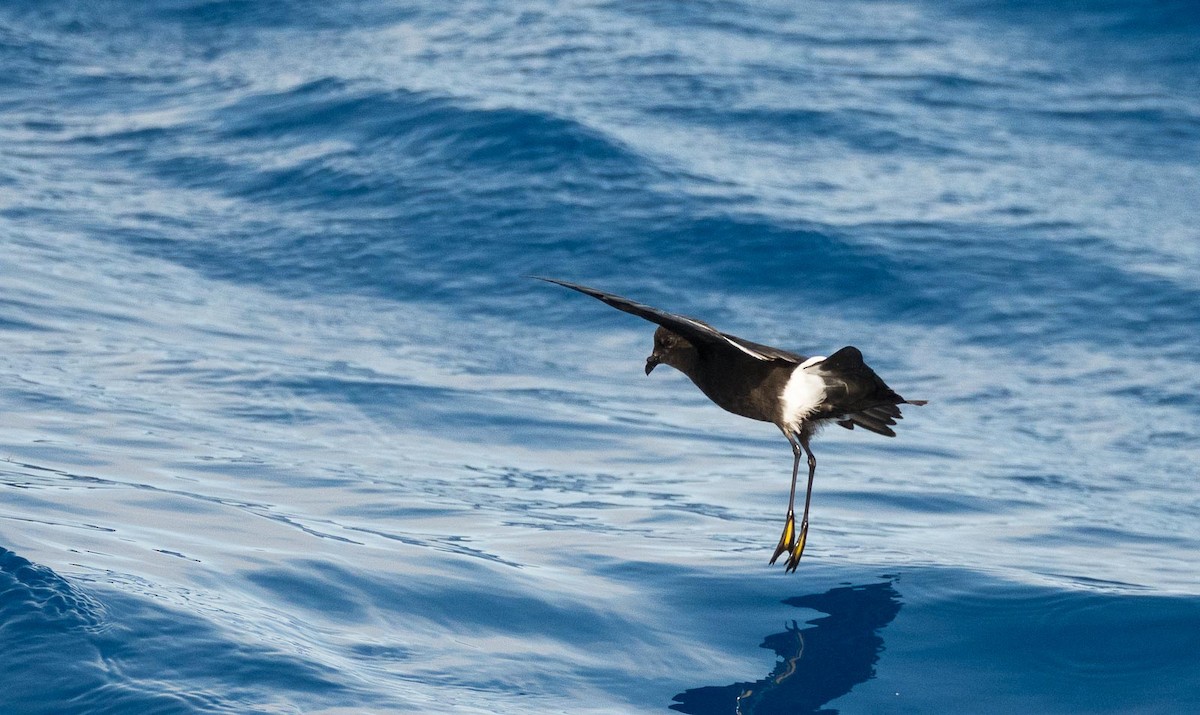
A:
537 277 925 572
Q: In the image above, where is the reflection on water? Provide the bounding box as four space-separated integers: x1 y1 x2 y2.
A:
672 580 901 715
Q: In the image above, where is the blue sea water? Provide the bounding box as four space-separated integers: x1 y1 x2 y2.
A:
2 0 1199 712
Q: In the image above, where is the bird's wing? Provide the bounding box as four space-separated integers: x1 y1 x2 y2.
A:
535 277 802 363
722 334 807 362
836 405 900 437
811 346 925 436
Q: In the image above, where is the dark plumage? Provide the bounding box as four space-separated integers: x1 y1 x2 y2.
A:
537 277 925 572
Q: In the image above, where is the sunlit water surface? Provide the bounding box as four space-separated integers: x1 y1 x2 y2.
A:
2 1 1198 712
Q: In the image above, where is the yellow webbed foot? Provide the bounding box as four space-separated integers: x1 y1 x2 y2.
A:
769 511 796 566
784 519 808 573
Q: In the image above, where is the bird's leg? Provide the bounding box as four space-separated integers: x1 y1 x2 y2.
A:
784 438 817 573
770 434 803 566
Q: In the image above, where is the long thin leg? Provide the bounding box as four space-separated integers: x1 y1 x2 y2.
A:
770 433 803 566
785 436 817 572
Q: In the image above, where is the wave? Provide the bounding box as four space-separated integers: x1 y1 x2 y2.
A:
0 547 349 714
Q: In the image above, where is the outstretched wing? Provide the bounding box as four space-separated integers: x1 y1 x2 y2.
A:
837 404 903 437
810 346 926 437
535 277 803 363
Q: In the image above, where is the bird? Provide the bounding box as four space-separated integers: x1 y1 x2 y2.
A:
536 277 925 572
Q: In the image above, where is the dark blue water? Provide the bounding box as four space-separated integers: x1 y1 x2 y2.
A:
2 1 1198 712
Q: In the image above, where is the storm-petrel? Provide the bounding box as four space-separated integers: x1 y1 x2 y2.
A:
537 277 925 572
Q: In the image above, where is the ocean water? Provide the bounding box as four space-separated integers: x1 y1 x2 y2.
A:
2 0 1198 712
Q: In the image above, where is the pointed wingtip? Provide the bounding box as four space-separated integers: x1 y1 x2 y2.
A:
905 399 929 406
530 276 595 295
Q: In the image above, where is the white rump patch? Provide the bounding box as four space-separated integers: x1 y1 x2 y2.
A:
779 359 827 432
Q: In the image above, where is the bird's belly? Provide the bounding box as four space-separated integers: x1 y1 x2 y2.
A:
685 362 788 425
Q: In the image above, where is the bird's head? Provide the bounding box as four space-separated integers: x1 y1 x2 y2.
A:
646 326 697 376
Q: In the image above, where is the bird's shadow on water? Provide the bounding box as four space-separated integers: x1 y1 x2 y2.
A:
671 579 902 715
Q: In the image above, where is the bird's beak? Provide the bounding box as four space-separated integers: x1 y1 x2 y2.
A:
645 354 660 375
